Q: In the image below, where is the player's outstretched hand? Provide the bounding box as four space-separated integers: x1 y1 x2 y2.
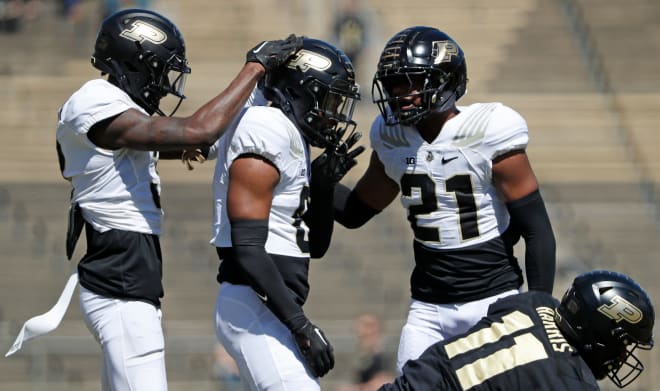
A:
246 34 304 72
181 148 206 170
292 320 335 377
311 130 365 188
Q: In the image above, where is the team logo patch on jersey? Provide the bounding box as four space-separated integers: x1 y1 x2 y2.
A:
120 21 167 44
432 41 459 64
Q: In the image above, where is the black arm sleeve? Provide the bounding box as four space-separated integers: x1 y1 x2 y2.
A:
230 219 308 331
333 183 380 229
303 179 334 259
506 189 556 293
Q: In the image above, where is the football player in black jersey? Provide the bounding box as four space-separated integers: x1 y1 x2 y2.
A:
378 270 654 390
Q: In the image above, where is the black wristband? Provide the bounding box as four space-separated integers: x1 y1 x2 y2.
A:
230 219 307 330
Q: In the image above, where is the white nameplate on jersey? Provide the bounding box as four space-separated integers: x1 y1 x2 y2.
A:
5 272 78 357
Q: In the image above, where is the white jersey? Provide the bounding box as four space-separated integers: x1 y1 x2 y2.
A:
370 102 529 250
210 105 311 258
56 79 162 235
206 86 268 161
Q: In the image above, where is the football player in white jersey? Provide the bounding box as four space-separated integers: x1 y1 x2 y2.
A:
55 8 302 391
211 38 364 390
332 26 557 373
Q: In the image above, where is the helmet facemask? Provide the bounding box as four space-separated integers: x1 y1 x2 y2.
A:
372 68 456 126
125 44 190 116
294 78 359 149
602 329 653 388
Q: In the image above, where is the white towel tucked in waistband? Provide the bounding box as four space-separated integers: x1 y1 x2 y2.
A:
5 271 79 357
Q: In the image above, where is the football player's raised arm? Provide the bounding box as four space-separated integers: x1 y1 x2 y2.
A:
334 151 398 228
88 63 265 151
493 150 556 293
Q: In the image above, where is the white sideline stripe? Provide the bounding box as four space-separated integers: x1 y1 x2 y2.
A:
5 271 78 357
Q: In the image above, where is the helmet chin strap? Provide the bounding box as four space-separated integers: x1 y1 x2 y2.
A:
108 60 131 95
263 86 292 113
429 80 456 111
262 85 302 128
108 60 160 115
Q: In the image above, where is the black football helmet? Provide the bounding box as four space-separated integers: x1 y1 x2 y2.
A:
262 38 360 149
372 26 467 126
91 8 191 116
555 270 655 388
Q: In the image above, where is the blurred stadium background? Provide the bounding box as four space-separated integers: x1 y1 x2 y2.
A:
1 0 659 390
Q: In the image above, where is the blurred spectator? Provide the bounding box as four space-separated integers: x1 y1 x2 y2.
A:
336 313 395 391
101 0 152 19
1 0 24 33
0 0 40 33
59 0 83 24
211 343 243 391
331 0 368 70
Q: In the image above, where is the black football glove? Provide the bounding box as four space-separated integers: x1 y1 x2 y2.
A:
292 320 335 377
311 130 365 188
246 34 304 72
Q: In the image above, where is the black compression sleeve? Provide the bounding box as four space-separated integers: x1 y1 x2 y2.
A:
333 184 379 229
230 219 308 331
506 189 556 293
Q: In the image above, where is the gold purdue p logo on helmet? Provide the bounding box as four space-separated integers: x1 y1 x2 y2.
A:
432 41 459 64
287 50 332 72
597 295 644 324
120 21 167 45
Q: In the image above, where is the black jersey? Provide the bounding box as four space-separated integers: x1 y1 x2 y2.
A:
380 292 599 391
78 223 164 307
411 238 522 304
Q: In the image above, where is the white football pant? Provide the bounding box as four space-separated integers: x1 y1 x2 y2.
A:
80 286 167 391
396 289 519 373
215 282 320 391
